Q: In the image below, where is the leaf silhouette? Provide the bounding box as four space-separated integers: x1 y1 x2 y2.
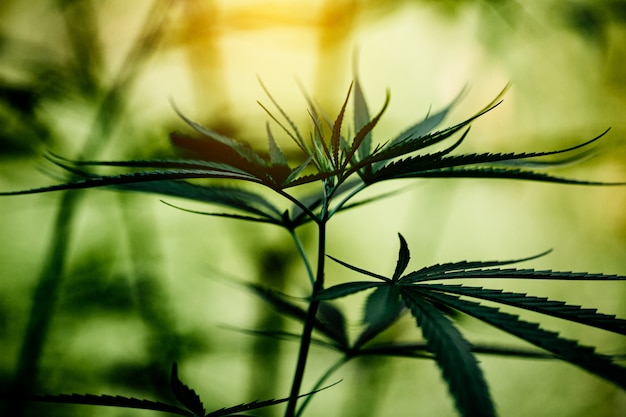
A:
171 362 205 417
419 289 626 390
401 288 496 417
420 283 626 335
353 285 405 349
392 233 410 281
29 393 192 416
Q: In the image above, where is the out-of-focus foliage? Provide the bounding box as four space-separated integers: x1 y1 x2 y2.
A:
1 1 625 417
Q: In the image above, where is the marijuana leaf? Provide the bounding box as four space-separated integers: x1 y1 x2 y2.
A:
401 288 496 417
171 363 205 417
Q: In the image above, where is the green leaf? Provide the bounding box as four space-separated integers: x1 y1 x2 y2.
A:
171 362 205 417
341 90 390 172
29 393 192 416
386 165 626 185
315 281 385 301
0 169 262 197
205 383 339 417
331 83 353 168
353 75 371 162
172 103 266 167
327 255 391 282
400 250 553 283
401 288 496 417
125 181 282 220
354 285 405 349
388 87 465 146
420 289 626 390
392 233 410 281
420 283 626 335
369 130 610 183
266 122 289 168
257 79 309 155
317 301 349 350
404 265 626 284
243 282 348 347
359 341 558 360
362 91 504 169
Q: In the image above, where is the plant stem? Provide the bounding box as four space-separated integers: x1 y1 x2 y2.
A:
284 220 327 417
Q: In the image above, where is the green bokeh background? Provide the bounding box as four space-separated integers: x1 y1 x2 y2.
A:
1 1 625 416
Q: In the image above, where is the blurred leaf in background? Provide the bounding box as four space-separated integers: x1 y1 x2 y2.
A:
1 1 625 417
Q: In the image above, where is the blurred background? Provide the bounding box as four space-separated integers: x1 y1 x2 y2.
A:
1 0 625 416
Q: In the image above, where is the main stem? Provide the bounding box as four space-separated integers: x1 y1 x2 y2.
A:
284 220 327 417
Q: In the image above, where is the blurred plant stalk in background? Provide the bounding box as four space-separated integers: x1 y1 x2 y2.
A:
1 1 625 416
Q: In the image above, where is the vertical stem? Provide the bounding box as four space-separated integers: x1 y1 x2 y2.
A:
284 220 326 417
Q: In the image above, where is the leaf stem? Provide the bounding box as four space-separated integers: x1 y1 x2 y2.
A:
290 230 316 287
295 357 348 417
284 220 327 417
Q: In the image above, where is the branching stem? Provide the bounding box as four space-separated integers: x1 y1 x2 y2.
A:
284 220 327 417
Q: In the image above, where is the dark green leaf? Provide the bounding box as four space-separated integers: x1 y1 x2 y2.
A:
29 393 192 416
384 165 626 185
392 233 410 281
172 104 266 167
266 122 289 168
353 76 371 162
327 255 391 282
315 281 384 301
243 282 347 346
354 285 405 349
420 290 626 390
401 288 496 417
317 301 349 349
341 90 390 172
421 283 626 335
400 250 552 283
360 341 558 360
125 181 282 220
0 168 262 197
171 363 205 417
331 83 352 168
205 383 339 417
388 87 465 146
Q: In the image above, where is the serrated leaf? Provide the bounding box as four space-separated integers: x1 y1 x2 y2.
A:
400 250 553 283
354 285 405 349
46 151 252 175
331 83 352 168
392 233 410 281
341 90 390 172
360 341 557 360
266 122 289 168
171 363 205 417
421 283 626 335
420 289 626 390
243 282 347 346
363 94 503 169
317 301 349 349
327 255 390 282
172 105 266 168
29 393 191 416
124 181 282 220
205 383 339 417
404 266 626 284
353 75 371 162
315 281 384 301
0 168 262 197
370 130 609 183
388 165 626 185
401 288 496 417
389 87 466 146
257 79 309 155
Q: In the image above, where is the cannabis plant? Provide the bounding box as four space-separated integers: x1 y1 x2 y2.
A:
2 78 625 417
